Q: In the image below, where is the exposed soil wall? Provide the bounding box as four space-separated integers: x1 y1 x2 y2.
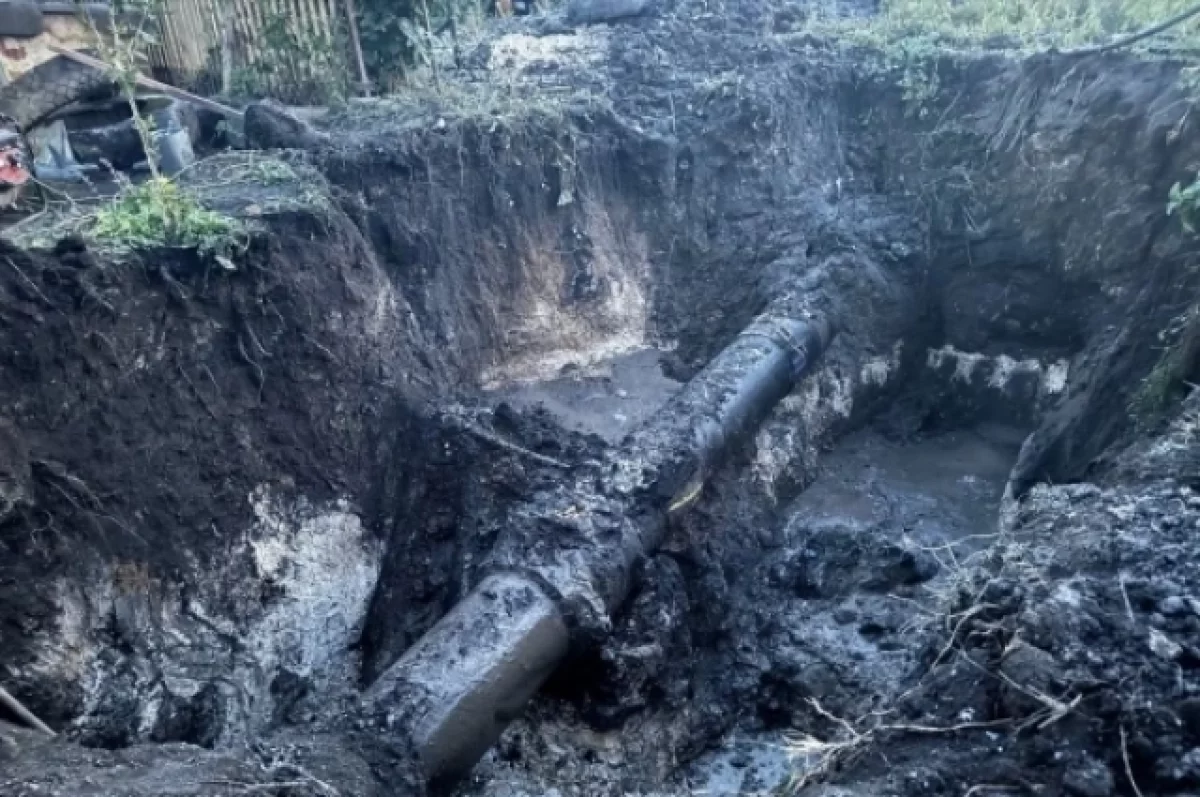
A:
321 110 671 387
853 52 1200 488
0 210 433 747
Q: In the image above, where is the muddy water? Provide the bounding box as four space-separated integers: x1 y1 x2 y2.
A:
491 348 682 443
793 423 1024 552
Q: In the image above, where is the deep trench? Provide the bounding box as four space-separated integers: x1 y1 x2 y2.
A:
3 38 1200 797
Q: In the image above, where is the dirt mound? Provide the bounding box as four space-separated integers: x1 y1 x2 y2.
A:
801 426 1200 797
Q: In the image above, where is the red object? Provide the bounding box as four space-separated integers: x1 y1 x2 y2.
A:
0 146 29 186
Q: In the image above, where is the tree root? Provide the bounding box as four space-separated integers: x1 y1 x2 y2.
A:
442 413 569 469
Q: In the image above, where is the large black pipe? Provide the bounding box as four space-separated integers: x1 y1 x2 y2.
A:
362 305 833 785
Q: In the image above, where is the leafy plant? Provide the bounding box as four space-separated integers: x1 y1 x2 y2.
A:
92 177 244 256
356 0 489 90
71 1 242 258
886 39 943 118
1168 173 1200 232
230 15 350 105
1131 306 1200 423
80 0 165 176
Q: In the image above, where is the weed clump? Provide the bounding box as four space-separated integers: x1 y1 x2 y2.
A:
1168 172 1200 232
91 178 245 257
883 0 1200 45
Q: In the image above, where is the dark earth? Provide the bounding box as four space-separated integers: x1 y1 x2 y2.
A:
4 0 1200 795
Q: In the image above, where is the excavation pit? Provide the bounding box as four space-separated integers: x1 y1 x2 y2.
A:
3 26 1200 797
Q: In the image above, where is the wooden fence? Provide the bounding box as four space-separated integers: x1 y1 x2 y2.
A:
147 0 352 103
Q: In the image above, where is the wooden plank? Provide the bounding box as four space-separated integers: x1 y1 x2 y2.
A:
340 0 371 94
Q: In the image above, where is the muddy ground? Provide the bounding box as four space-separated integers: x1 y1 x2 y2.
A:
4 1 1200 795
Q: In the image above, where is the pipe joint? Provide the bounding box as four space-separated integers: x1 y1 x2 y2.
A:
740 312 832 380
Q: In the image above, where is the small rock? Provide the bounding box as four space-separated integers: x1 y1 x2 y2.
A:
832 606 857 625
1062 755 1115 797
1150 628 1183 661
243 99 330 150
999 641 1062 717
1180 697 1200 738
1158 748 1200 786
1161 596 1189 616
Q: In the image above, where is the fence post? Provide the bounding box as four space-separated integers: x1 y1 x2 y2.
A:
340 0 372 96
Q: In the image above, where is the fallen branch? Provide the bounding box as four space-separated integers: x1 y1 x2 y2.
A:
0 684 55 737
1119 572 1137 625
47 45 243 120
4 256 57 310
339 0 372 97
200 781 313 794
963 786 1023 797
446 416 569 469
885 718 1013 735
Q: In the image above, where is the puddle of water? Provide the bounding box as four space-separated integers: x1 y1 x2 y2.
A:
490 348 682 443
790 423 1026 549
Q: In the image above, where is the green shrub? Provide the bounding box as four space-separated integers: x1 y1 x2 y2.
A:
92 178 244 256
229 15 350 105
1168 173 1200 232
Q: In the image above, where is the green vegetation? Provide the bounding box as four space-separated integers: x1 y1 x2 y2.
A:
4 153 326 255
80 1 165 177
15 2 247 259
1168 172 1200 232
91 177 245 256
357 0 489 92
884 0 1200 45
230 15 351 105
885 38 944 118
1131 306 1200 422
805 0 1200 50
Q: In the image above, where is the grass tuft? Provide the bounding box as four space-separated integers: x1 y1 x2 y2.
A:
91 178 246 257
